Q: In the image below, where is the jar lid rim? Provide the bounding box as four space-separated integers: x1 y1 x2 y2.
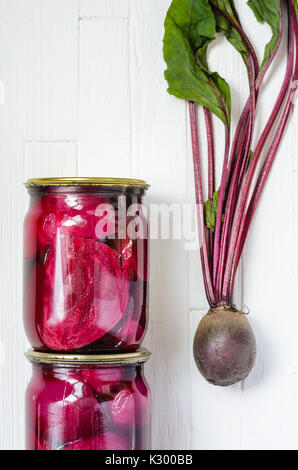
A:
25 348 151 365
25 177 150 189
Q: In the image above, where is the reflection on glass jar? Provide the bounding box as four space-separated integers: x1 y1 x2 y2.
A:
24 178 149 353
25 349 151 450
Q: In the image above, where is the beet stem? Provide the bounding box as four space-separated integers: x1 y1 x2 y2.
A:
223 2 296 302
224 3 284 196
214 51 256 300
189 101 216 306
211 2 260 79
204 107 215 263
187 1 292 308
216 121 251 296
212 127 230 295
228 2 298 296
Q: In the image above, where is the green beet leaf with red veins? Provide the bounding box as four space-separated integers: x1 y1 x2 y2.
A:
163 0 298 386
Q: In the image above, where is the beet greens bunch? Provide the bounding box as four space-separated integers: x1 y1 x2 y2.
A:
163 0 298 386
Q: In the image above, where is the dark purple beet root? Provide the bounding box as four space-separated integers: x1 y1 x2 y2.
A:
193 306 256 386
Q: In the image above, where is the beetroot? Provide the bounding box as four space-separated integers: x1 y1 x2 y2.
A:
24 202 40 261
81 366 123 395
103 297 144 348
26 352 151 451
193 306 256 386
26 426 47 451
133 238 148 282
26 193 116 262
40 193 116 241
100 299 146 350
108 297 135 342
114 230 148 282
26 368 104 449
108 387 135 428
116 233 134 273
24 186 148 352
89 281 147 351
36 237 129 350
106 376 150 429
63 432 129 451
134 375 151 427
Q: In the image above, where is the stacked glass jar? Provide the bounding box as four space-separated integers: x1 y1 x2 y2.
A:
24 177 151 450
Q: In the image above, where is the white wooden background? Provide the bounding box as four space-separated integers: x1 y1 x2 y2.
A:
0 0 297 450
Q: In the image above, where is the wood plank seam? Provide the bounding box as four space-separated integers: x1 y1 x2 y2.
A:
79 17 128 21
76 1 80 177
25 140 78 143
127 0 133 174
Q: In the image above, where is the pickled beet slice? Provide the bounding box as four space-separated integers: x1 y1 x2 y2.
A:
38 238 129 350
97 290 146 350
24 199 43 260
27 371 104 449
81 366 123 395
106 379 149 429
64 432 129 451
26 426 47 451
134 238 148 282
25 193 116 260
109 387 135 428
107 283 146 346
105 297 135 343
39 193 116 241
35 440 47 451
109 315 145 349
134 375 151 427
114 235 148 282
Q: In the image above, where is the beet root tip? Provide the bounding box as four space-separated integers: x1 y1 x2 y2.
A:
193 306 256 386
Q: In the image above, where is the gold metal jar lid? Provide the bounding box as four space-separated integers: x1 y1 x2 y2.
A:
25 177 150 189
25 348 151 366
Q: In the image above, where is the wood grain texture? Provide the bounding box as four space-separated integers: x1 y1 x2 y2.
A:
25 142 77 179
24 0 78 140
130 0 191 449
79 0 128 18
78 17 131 177
1 0 298 450
0 0 27 451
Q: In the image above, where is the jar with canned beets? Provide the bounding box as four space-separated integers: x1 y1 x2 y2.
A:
25 349 151 450
24 177 149 353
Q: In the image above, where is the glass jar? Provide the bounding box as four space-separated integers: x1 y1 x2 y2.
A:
24 177 149 353
25 348 151 450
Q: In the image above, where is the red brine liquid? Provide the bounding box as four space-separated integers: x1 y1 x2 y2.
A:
24 181 149 353
26 360 151 450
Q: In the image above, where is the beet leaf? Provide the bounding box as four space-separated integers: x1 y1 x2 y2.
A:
204 189 219 232
248 0 282 78
209 0 258 76
163 0 231 127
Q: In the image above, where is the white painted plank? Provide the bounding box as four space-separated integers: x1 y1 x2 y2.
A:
0 0 27 451
130 0 191 449
25 142 77 179
79 0 128 18
24 0 78 140
240 132 295 449
78 18 131 177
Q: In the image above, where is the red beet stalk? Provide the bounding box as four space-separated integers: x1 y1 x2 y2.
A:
191 1 297 308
